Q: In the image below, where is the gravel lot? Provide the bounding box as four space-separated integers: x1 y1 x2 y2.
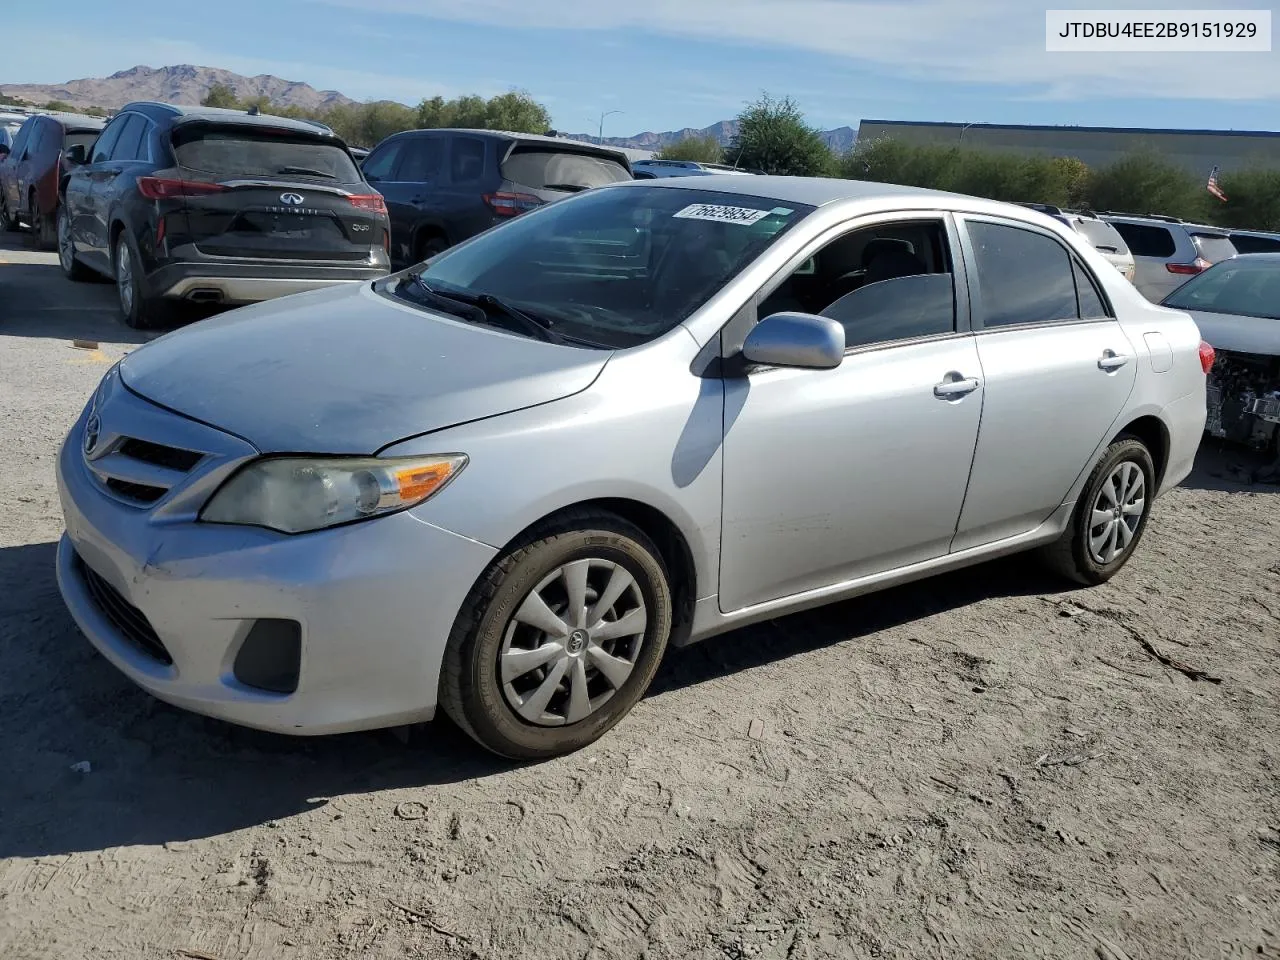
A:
1 232 1278 960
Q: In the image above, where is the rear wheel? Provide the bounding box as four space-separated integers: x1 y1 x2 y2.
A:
440 510 673 759
57 205 91 281
114 232 167 329
1040 436 1155 585
30 193 56 250
415 233 448 262
0 194 18 232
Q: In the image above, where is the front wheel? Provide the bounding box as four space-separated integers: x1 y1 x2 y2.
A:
57 206 91 280
440 510 674 759
1040 436 1155 585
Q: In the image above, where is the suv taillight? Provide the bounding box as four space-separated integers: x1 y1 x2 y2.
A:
483 192 542 217
346 193 387 215
1167 257 1211 275
136 176 226 200
1198 340 1216 374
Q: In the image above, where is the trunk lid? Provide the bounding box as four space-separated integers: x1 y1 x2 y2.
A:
169 122 384 261
117 281 611 454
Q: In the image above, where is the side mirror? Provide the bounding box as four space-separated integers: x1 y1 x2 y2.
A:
0 144 9 159
64 144 87 165
743 312 845 370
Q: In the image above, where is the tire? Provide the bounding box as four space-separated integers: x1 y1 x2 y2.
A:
57 205 91 281
0 193 19 232
1040 436 1156 586
31 193 56 251
439 509 674 760
415 233 448 262
113 231 167 329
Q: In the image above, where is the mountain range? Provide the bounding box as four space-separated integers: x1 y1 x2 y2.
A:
0 64 859 152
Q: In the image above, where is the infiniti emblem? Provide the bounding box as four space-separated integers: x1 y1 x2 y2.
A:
279 192 304 206
83 414 101 456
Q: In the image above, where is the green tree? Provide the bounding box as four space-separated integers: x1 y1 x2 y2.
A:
728 93 834 177
43 100 73 112
201 84 242 109
483 90 551 133
1208 167 1280 230
1083 150 1205 220
657 134 724 164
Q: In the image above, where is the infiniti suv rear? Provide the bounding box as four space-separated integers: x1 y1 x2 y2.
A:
58 102 391 328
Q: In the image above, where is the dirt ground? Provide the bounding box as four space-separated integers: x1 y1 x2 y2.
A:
1 234 1278 960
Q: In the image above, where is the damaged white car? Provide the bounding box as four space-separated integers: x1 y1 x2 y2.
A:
1162 253 1280 481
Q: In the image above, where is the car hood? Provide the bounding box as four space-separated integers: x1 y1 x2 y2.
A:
1184 309 1280 357
118 281 612 454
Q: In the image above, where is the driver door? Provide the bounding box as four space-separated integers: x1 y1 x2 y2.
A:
718 212 985 612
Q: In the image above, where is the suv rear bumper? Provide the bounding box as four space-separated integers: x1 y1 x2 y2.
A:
145 252 390 305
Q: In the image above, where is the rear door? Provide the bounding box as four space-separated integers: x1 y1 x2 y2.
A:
169 123 382 263
362 134 444 265
13 118 48 218
950 216 1138 552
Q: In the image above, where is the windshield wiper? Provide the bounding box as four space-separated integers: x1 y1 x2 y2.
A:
397 273 486 322
542 182 589 193
275 166 337 179
447 289 568 345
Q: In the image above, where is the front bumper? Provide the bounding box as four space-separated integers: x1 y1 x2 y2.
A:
55 401 497 736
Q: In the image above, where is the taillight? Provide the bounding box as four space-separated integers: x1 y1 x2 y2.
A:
136 176 226 200
483 192 542 217
1198 340 1215 374
155 215 166 247
1166 257 1210 275
346 193 387 215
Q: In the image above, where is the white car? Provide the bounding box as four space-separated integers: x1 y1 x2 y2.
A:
1102 214 1237 302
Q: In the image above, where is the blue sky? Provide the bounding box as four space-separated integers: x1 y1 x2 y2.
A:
3 0 1278 135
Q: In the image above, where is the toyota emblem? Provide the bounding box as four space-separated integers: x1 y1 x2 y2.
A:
83 414 101 456
280 193 304 205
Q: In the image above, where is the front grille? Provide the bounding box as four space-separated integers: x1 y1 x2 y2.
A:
105 478 166 503
117 438 204 472
75 554 173 665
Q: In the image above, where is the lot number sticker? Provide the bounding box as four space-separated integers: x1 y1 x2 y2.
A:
673 203 771 225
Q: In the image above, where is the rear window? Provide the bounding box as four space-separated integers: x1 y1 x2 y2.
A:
1110 222 1176 259
501 147 631 191
172 126 361 182
1231 233 1280 254
1191 234 1238 264
1073 218 1129 254
63 131 100 153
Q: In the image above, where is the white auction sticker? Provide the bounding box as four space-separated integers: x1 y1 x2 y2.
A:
673 203 772 225
1046 9 1271 51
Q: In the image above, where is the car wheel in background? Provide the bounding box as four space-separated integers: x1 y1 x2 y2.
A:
416 234 448 262
1040 436 1156 586
0 194 19 232
57 206 91 281
440 509 674 759
30 193 56 251
114 233 166 329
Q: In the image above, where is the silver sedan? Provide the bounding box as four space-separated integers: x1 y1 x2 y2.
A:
55 176 1210 758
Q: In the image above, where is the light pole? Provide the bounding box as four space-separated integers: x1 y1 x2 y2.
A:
958 122 977 144
597 109 623 144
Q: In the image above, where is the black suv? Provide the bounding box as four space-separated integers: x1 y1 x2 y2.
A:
58 102 392 328
360 129 632 267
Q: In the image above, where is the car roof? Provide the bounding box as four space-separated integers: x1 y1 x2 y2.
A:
628 174 993 208
118 101 341 136
389 127 626 155
1230 228 1280 239
45 113 107 131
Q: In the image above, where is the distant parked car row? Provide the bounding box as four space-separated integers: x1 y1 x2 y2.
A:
0 111 105 245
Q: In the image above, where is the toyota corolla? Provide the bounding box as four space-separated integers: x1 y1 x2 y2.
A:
56 176 1210 758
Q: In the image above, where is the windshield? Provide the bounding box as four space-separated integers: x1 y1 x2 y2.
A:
1074 218 1129 254
1192 233 1238 263
501 147 631 191
1163 257 1280 319
392 185 813 347
172 126 361 182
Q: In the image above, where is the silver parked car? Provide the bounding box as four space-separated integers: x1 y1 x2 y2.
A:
1101 213 1237 302
55 177 1211 759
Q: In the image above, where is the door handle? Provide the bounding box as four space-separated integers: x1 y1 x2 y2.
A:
1097 351 1129 371
933 376 980 399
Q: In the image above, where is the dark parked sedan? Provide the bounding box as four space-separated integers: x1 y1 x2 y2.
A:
58 102 392 328
361 128 632 267
0 111 105 247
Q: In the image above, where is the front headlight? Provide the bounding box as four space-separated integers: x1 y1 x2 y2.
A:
200 454 467 534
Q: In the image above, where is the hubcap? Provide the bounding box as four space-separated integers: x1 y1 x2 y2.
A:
1088 460 1146 564
58 211 73 271
499 558 648 727
116 239 133 314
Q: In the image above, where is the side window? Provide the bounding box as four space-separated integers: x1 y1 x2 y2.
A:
967 220 1077 328
1110 222 1176 259
90 117 126 164
361 140 402 182
397 137 443 182
759 219 957 349
25 120 47 157
1073 260 1110 319
450 137 486 183
110 115 147 162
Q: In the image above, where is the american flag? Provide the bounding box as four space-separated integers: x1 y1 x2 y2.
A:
1207 165 1228 203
